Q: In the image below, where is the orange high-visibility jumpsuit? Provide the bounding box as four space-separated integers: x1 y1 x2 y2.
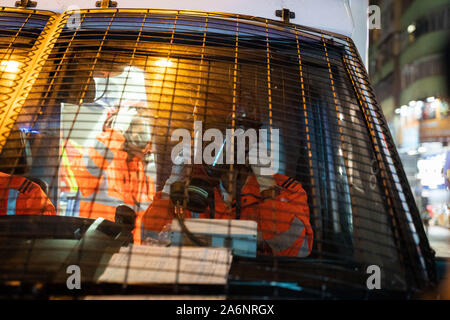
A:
143 174 313 257
0 172 56 215
71 128 155 243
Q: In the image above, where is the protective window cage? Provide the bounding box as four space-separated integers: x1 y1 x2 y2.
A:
0 8 436 299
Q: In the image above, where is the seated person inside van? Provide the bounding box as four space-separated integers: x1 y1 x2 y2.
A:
0 128 56 216
0 172 56 215
142 102 313 257
143 159 313 257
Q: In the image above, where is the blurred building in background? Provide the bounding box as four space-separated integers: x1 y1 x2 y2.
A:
369 0 450 227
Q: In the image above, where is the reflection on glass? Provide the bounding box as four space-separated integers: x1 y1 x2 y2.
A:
0 12 420 291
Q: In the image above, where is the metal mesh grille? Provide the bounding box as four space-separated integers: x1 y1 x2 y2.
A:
0 9 434 298
0 9 51 93
0 8 54 174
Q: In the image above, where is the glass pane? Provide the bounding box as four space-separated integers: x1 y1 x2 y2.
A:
1 11 428 294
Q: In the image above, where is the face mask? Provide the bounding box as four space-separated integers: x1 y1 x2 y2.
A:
125 116 152 151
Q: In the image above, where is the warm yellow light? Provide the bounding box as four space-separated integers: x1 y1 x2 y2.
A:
0 60 20 74
154 59 172 68
407 24 416 34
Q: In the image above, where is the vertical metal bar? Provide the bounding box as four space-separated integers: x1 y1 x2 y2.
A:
321 35 342 233
160 13 179 160
295 26 320 255
227 17 239 195
116 10 148 108
191 14 208 168
265 21 280 251
265 20 273 146
113 12 149 287
192 14 208 119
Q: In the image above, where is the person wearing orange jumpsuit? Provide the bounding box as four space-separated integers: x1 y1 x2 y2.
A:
143 162 313 257
71 108 155 244
0 172 56 215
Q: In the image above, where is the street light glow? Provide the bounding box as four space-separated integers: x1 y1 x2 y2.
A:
155 59 172 68
0 60 20 74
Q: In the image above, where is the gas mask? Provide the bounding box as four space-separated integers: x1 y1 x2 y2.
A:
182 107 261 213
203 102 262 185
123 115 152 159
94 65 152 158
167 91 266 214
124 116 151 149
